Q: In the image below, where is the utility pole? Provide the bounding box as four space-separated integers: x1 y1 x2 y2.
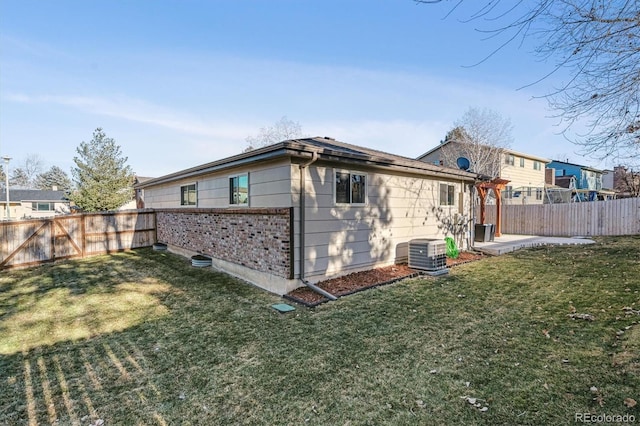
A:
2 156 10 219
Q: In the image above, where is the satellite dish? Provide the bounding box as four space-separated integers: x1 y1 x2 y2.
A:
456 157 471 171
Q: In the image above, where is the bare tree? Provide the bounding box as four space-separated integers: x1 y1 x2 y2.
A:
23 154 44 181
614 165 640 198
8 154 45 189
244 116 305 152
415 1 640 161
440 107 513 178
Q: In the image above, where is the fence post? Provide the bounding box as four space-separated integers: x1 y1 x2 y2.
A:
50 219 55 262
153 209 158 244
81 213 86 258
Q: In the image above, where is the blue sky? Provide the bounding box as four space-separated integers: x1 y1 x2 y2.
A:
0 0 606 178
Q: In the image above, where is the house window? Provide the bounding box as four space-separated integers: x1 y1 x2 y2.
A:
439 183 455 206
533 161 542 170
536 188 543 200
520 157 525 168
505 154 515 166
526 187 532 197
32 202 54 211
229 174 249 205
180 184 197 206
503 185 513 199
335 171 366 204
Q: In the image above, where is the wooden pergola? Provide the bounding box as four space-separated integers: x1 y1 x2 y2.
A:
475 178 510 237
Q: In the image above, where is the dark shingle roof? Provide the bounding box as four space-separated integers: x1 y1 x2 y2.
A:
0 189 69 202
137 136 479 189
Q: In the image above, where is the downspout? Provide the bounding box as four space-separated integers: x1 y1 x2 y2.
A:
470 182 477 249
298 152 338 301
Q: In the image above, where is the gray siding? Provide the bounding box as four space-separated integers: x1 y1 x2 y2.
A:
295 163 472 281
145 158 474 283
143 159 293 209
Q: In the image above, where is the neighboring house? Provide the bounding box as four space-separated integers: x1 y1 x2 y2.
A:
554 175 578 190
546 160 614 201
0 189 70 220
137 137 479 294
417 140 550 205
602 169 614 190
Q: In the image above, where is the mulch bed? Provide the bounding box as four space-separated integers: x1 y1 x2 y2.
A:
446 250 486 267
284 251 487 307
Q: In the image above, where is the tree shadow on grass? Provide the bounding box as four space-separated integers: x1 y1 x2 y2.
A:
0 250 181 356
0 248 284 425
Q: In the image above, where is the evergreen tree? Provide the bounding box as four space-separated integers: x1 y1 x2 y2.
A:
35 166 73 192
69 128 135 211
9 168 31 189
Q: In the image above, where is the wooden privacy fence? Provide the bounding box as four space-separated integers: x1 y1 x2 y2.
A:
0 210 156 269
477 197 640 237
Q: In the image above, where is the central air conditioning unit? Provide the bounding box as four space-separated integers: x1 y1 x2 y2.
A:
408 239 448 276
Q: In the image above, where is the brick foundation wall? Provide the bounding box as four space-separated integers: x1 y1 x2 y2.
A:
156 208 293 279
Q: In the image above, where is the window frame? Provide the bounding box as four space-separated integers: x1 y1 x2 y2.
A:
180 183 197 206
533 160 542 171
519 157 525 168
439 183 456 206
229 174 249 206
334 169 367 206
505 154 515 166
32 202 54 212
504 185 514 199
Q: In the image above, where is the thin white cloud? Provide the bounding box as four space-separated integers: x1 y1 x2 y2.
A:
4 53 604 174
5 93 250 141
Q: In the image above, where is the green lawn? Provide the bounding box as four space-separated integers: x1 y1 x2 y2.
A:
1 236 639 425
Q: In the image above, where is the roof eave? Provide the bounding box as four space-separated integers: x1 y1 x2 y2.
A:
136 143 308 188
137 138 479 189
307 147 477 181
415 140 451 160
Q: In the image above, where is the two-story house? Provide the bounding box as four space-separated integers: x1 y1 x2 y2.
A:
546 160 614 201
417 140 550 205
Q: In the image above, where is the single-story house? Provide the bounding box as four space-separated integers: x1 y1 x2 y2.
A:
0 189 70 220
136 137 480 294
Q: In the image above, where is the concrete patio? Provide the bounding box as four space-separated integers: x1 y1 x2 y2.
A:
473 234 596 256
